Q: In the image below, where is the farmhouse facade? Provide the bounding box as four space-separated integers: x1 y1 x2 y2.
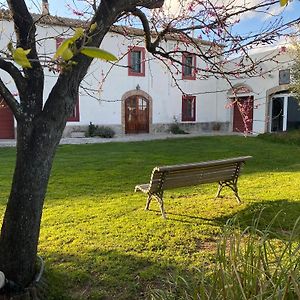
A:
227 49 297 134
0 12 298 139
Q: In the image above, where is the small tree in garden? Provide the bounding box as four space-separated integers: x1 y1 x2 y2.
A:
0 0 298 297
291 41 300 102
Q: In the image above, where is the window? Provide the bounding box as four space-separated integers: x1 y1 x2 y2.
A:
182 53 196 80
279 69 290 85
56 37 64 51
67 97 80 122
55 37 80 122
128 46 145 76
182 95 196 121
55 37 64 72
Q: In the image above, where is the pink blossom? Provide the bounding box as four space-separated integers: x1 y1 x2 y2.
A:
66 4 84 16
204 27 210 34
279 46 287 53
188 3 195 12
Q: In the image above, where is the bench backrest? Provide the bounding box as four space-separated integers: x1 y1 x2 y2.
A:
148 156 252 193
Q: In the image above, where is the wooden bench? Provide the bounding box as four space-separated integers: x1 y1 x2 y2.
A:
135 156 252 219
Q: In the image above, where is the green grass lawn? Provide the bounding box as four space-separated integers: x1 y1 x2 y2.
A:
0 135 299 299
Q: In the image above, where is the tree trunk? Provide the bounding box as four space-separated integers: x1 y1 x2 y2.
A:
0 1 166 297
0 116 65 290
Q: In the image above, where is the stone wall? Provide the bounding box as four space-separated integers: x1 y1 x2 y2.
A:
62 122 230 137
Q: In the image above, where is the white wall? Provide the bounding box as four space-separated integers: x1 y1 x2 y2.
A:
5 17 288 135
76 33 226 128
222 49 294 134
0 17 230 134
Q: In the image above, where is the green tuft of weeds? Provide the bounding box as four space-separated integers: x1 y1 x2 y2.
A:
150 213 300 300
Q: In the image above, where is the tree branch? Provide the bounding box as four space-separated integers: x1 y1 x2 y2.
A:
136 0 164 9
7 0 37 55
0 78 22 120
130 8 169 53
0 58 27 94
7 0 44 114
130 8 153 51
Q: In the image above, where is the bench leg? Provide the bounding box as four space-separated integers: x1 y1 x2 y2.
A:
216 181 241 203
145 194 152 210
232 184 241 203
144 192 167 219
154 192 166 219
227 181 241 203
215 182 224 198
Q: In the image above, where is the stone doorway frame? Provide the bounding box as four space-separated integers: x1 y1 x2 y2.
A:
121 90 153 134
265 84 290 132
227 83 254 133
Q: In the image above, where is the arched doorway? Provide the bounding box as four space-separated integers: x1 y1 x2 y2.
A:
228 84 254 133
0 98 14 139
121 90 152 134
125 95 149 134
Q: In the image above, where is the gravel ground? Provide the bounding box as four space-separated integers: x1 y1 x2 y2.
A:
0 132 242 148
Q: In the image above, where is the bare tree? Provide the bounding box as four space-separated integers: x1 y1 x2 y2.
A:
0 0 298 298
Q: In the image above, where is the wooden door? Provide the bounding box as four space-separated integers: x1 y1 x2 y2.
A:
233 96 253 133
125 96 149 134
0 99 14 139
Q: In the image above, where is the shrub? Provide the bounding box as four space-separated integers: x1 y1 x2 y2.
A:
168 117 188 134
86 122 98 137
86 123 115 138
95 126 115 138
150 214 300 300
212 122 221 131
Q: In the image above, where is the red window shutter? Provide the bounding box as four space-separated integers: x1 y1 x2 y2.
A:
56 37 64 49
55 37 64 73
128 46 145 77
182 95 196 121
67 97 80 122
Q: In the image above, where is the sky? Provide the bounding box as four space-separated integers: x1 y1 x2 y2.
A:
23 1 299 32
15 0 300 50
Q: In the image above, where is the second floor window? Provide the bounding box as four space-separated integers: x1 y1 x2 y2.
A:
279 69 290 85
182 53 196 80
128 46 145 76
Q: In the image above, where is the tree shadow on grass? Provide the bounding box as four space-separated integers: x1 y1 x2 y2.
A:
45 249 192 300
148 209 219 225
149 198 300 238
43 200 300 299
206 199 300 239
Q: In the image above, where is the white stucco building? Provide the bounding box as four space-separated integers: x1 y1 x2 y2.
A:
0 12 298 139
225 48 298 134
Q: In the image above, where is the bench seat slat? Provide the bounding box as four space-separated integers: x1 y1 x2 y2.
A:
136 156 252 218
164 169 236 182
162 164 239 176
144 169 237 192
165 167 238 178
155 156 252 173
163 174 235 189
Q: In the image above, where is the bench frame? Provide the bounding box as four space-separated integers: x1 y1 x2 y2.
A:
135 156 252 219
